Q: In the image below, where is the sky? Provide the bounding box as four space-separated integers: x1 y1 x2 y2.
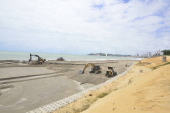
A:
0 0 170 55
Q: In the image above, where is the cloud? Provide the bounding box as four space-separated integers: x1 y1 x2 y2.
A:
0 0 170 55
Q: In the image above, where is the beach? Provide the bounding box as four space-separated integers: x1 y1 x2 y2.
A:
54 56 170 113
0 59 136 113
0 0 169 113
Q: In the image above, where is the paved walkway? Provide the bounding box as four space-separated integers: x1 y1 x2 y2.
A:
0 67 80 113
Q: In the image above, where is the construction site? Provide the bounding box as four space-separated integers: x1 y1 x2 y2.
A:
0 54 136 113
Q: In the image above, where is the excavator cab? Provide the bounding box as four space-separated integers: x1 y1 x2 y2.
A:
82 63 102 74
90 65 101 74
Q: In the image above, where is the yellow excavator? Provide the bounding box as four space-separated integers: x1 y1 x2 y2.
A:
105 67 117 77
29 53 46 64
82 63 102 74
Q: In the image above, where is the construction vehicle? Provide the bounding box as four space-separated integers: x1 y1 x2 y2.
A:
57 57 65 61
105 67 117 77
82 63 102 74
29 53 46 64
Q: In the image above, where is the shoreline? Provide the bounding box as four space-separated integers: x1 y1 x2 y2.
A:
0 57 141 62
0 51 142 61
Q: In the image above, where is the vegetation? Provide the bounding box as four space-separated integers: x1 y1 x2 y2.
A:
72 104 90 113
151 62 170 70
97 92 109 98
162 49 170 55
67 92 110 113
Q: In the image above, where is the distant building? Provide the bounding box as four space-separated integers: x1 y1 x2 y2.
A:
137 53 139 57
153 50 164 56
149 52 152 57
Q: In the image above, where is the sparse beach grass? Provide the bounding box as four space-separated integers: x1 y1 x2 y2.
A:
151 62 170 70
97 92 109 98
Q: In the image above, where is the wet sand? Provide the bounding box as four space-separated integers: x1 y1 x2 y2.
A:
0 60 136 113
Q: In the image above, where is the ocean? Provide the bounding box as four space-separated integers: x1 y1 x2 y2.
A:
0 51 141 61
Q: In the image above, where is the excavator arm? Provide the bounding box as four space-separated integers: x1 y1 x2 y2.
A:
82 63 101 74
82 63 94 74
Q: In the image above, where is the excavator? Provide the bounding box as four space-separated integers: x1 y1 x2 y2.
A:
105 67 117 77
29 53 46 64
82 63 102 74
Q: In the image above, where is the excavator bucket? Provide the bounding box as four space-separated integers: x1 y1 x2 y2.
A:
29 53 32 62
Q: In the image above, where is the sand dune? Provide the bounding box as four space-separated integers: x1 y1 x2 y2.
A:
82 56 170 113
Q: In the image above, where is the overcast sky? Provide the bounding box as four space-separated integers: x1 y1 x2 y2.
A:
0 0 170 55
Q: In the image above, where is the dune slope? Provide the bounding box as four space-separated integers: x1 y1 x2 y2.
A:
82 56 170 113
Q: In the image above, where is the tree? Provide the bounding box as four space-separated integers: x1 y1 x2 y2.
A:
162 49 170 55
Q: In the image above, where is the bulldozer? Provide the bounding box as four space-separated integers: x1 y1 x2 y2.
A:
29 53 46 64
105 67 117 77
81 63 102 74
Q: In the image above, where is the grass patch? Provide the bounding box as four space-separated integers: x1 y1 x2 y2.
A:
80 104 90 111
57 89 113 113
151 62 170 70
97 92 109 98
151 67 157 70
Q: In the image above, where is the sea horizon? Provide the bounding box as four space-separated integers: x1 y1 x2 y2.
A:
0 51 142 61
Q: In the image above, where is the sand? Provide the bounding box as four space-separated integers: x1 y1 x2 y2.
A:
54 56 170 113
0 59 135 113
